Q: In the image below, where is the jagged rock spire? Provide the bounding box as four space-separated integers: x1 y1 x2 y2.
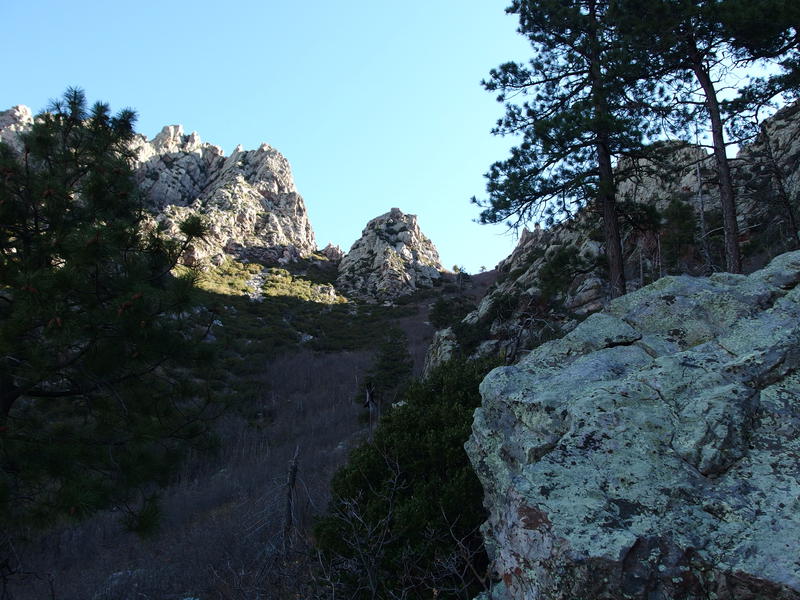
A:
0 105 317 267
337 207 442 301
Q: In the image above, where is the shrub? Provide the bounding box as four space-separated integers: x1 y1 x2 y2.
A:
314 357 501 599
429 296 475 329
660 198 699 273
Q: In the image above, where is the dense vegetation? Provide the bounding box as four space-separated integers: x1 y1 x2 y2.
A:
315 357 501 599
0 90 215 532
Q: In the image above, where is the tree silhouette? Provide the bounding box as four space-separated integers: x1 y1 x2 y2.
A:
0 89 213 531
475 0 671 297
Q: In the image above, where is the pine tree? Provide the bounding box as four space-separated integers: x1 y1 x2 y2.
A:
363 328 413 407
475 0 669 298
611 0 752 273
720 0 798 67
316 358 500 599
719 1 799 137
0 89 212 530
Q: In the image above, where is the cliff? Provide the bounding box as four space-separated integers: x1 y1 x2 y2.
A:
130 125 316 266
425 101 800 369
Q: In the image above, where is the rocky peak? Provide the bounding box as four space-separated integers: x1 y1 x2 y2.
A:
320 243 345 262
130 126 315 266
337 207 443 301
0 105 33 154
468 250 800 599
0 105 317 268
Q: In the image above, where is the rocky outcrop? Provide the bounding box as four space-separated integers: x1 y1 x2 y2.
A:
337 208 442 301
131 126 315 266
320 243 345 262
422 327 458 378
0 105 33 154
428 101 800 367
467 250 800 600
0 106 316 267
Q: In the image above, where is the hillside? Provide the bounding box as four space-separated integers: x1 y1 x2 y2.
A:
0 95 509 598
2 92 799 600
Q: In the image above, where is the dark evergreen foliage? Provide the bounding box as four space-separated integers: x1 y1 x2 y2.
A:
0 89 215 531
720 0 799 98
474 0 674 298
361 328 414 407
610 0 798 274
315 357 501 599
661 198 701 273
429 296 475 329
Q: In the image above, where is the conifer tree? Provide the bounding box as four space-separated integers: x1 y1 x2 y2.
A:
720 0 798 72
0 89 212 530
475 0 669 298
611 0 750 273
719 1 799 135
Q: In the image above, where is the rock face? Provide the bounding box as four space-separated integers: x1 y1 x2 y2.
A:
0 105 33 154
422 327 459 378
337 208 442 301
131 126 315 266
467 250 800 600
0 106 316 267
320 242 345 262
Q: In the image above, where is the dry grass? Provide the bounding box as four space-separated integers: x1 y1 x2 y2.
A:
2 261 451 600
5 349 373 600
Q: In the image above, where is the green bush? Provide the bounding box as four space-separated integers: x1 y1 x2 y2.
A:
360 329 413 406
661 198 699 273
193 258 262 295
315 357 500 599
451 290 520 355
429 296 475 329
537 244 588 301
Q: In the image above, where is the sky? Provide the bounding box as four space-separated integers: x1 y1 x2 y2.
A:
1 1 534 273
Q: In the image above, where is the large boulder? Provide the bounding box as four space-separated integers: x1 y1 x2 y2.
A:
467 250 800 600
337 207 442 301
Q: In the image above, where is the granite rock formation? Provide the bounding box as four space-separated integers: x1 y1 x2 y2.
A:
0 105 33 154
422 327 459 378
467 250 800 600
337 208 442 301
131 126 315 266
0 106 316 267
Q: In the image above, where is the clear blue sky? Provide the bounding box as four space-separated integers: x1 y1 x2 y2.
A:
1 1 533 273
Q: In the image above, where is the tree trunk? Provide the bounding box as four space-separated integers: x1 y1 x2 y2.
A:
599 145 627 297
589 0 627 298
282 446 300 557
689 42 742 273
695 160 715 272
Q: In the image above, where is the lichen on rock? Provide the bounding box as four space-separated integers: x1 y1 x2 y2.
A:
467 250 800 600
